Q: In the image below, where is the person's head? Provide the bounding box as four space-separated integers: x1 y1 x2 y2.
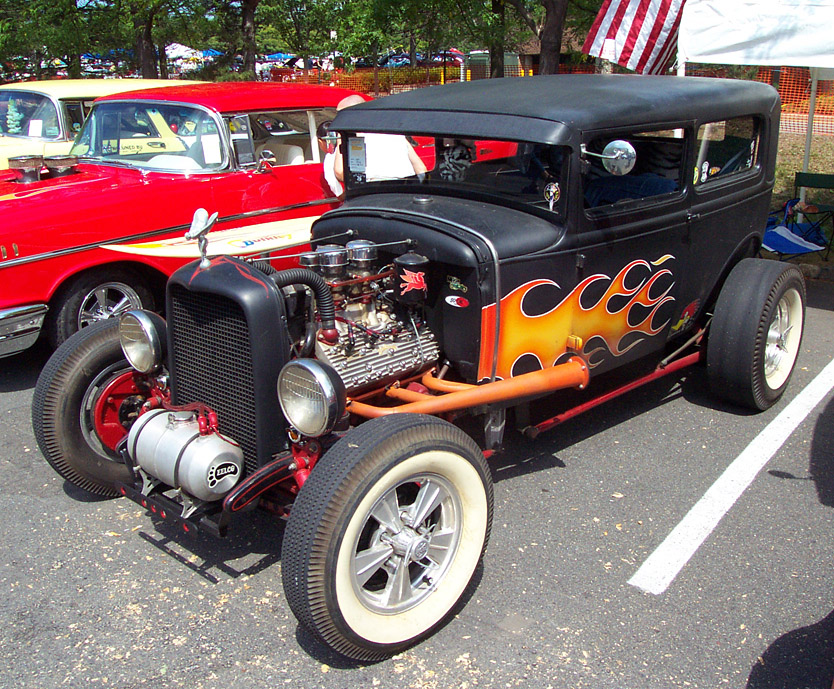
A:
317 120 335 153
336 94 366 111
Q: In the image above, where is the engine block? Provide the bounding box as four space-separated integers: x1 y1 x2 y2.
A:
316 327 440 392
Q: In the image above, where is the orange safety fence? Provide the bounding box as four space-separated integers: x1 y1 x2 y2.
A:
265 63 832 137
686 65 834 137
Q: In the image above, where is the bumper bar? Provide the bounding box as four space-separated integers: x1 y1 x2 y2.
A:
0 304 47 358
116 481 229 537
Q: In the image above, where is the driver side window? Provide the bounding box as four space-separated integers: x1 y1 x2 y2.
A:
583 129 684 211
228 114 255 166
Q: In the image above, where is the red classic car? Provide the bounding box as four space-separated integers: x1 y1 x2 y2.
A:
0 81 363 358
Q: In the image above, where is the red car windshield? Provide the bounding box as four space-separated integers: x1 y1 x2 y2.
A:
71 101 226 172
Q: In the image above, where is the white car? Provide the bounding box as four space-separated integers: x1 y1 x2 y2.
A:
0 79 182 168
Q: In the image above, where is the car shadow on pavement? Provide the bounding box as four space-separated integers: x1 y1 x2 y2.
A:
489 371 689 483
806 278 834 313
746 607 834 689
133 506 285 584
766 394 834 506
749 395 834 688
0 339 50 394
809 395 834 508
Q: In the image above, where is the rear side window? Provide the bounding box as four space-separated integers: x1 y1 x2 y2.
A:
63 100 94 135
694 116 758 185
245 108 337 166
583 129 684 211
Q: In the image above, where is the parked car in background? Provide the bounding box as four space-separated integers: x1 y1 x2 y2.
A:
0 81 363 357
0 79 179 168
33 75 803 661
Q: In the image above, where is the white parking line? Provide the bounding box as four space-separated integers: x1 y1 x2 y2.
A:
628 357 834 595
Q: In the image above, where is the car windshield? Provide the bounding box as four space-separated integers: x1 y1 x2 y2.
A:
343 134 568 217
0 91 61 140
71 101 226 172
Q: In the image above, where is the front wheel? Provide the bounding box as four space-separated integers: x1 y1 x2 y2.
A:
46 267 154 348
32 319 142 496
282 414 493 661
707 259 806 410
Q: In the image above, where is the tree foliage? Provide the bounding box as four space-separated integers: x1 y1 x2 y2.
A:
0 0 603 80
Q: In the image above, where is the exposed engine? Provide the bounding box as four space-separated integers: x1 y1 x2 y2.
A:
123 238 442 511
299 241 441 393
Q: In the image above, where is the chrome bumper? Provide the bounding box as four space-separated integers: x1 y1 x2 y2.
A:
0 304 48 357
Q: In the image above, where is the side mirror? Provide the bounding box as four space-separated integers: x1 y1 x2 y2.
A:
256 149 277 173
580 139 637 176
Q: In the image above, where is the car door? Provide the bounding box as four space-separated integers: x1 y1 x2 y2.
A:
683 114 769 321
209 109 342 256
566 125 692 375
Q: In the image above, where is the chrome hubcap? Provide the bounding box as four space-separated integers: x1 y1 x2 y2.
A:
764 288 802 389
351 475 461 614
78 282 143 329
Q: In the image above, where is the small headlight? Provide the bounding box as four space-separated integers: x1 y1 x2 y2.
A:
277 359 345 437
119 310 166 374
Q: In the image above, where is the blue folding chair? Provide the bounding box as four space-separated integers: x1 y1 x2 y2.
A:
762 198 828 260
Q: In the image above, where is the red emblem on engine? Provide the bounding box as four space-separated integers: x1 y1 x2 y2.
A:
400 269 427 294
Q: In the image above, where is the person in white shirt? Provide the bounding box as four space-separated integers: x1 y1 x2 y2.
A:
317 120 343 198
326 95 426 191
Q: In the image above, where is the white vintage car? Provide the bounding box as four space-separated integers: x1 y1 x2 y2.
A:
0 79 178 168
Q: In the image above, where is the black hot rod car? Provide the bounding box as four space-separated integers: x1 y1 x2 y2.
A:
33 75 804 660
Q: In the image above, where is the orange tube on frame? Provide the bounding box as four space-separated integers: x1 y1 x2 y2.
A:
421 370 476 392
348 357 589 419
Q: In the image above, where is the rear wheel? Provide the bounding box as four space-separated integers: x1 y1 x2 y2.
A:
707 259 805 410
282 414 493 661
32 319 141 496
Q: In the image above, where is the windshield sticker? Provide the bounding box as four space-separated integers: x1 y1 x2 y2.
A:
348 137 366 172
27 119 43 137
544 182 560 211
204 137 221 164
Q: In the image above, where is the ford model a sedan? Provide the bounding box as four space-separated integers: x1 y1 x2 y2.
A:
34 75 804 659
0 81 362 358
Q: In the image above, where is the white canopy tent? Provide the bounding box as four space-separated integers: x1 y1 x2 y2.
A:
165 43 201 60
678 0 834 187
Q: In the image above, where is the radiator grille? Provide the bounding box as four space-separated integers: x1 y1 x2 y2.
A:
169 285 259 475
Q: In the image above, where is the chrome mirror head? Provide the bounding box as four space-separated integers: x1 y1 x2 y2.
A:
580 139 637 176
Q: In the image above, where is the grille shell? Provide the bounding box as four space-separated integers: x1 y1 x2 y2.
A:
165 258 292 477
169 286 260 474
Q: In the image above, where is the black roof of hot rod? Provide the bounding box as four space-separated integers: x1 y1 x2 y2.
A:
330 74 781 145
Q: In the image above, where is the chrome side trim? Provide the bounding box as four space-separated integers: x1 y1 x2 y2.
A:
0 197 335 271
0 304 48 358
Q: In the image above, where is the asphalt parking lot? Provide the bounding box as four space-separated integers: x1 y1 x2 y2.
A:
1 280 833 689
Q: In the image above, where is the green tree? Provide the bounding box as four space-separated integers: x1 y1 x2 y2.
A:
503 0 566 74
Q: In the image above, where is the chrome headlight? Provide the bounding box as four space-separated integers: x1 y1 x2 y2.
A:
119 310 166 374
277 359 345 437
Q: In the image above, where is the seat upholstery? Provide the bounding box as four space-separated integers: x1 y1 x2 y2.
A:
255 141 305 165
